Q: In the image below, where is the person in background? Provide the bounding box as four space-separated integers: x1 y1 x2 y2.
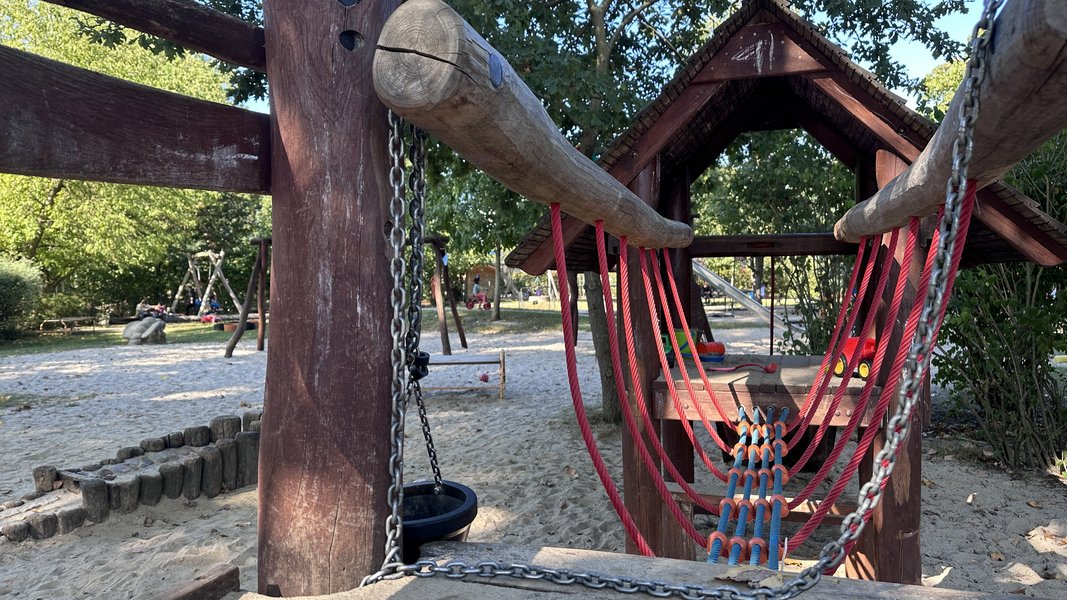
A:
471 276 484 303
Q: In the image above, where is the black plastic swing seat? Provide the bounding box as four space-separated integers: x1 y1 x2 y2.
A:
402 480 478 564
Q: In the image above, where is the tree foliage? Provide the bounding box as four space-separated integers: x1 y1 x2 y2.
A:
924 61 1067 472
0 257 43 335
692 130 855 353
0 1 268 317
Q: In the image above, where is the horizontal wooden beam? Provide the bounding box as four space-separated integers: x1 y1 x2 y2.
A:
373 0 691 249
0 45 270 193
808 74 920 163
835 0 1067 242
689 234 859 257
44 0 265 71
974 189 1067 266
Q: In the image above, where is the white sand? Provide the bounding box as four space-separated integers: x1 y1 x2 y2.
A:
1 318 1065 599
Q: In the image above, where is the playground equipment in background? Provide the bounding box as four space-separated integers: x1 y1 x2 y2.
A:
833 337 877 380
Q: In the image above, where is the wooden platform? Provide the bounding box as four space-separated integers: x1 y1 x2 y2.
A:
654 354 881 427
224 542 1038 599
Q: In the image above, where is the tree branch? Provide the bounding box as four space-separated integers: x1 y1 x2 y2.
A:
607 0 663 56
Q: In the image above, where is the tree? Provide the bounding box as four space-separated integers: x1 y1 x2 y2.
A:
923 61 1067 472
0 1 266 314
692 130 856 353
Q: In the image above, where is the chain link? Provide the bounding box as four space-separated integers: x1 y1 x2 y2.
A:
406 127 444 491
361 110 412 587
364 1 999 595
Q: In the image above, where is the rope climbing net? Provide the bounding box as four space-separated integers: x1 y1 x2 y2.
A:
361 0 1000 596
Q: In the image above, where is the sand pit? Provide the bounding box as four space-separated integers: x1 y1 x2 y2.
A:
1 318 1065 599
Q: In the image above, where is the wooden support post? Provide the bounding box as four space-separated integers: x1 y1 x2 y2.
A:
621 158 665 556
442 252 467 349
224 250 261 358
432 244 452 355
258 0 400 595
660 166 695 560
170 269 192 313
256 239 268 352
846 148 923 584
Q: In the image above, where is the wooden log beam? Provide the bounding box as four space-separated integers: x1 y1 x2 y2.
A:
974 188 1067 266
688 234 858 257
44 0 265 71
372 0 691 249
835 0 1067 242
0 45 269 193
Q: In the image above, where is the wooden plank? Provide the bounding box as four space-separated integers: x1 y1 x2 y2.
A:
154 564 238 600
973 189 1067 266
44 0 265 71
373 0 691 250
652 355 880 427
664 482 854 527
256 0 400 595
835 0 1067 242
808 74 920 163
688 234 858 257
254 542 1037 599
0 45 270 193
691 23 829 83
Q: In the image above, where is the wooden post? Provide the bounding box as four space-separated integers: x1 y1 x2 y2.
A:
432 243 452 355
660 166 695 559
835 0 1067 241
846 149 924 584
258 0 400 595
621 158 666 555
224 251 260 358
440 248 467 349
256 239 268 352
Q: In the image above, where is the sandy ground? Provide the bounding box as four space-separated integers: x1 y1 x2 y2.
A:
0 315 1065 599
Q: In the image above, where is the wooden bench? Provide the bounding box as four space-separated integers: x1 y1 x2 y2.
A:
424 350 506 401
39 316 96 334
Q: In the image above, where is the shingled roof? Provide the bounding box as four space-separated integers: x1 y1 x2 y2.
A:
506 0 1067 274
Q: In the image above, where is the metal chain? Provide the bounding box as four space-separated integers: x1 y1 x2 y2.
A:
365 1 999 595
361 110 412 586
406 127 444 492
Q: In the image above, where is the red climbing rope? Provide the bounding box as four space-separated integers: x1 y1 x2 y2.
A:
617 241 724 513
647 249 733 452
549 203 654 556
594 222 711 546
638 247 730 482
788 228 901 475
788 237 877 451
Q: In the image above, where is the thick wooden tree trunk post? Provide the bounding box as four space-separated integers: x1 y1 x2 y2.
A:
846 149 923 584
660 167 695 559
566 270 580 333
258 0 400 595
441 254 467 349
621 159 671 556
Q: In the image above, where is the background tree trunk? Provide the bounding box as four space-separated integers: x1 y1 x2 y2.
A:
492 242 502 321
585 272 620 422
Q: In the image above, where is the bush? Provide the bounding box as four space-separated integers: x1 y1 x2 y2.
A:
0 257 44 335
31 292 94 321
934 264 1067 470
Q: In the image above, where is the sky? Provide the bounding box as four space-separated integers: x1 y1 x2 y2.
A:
888 0 984 104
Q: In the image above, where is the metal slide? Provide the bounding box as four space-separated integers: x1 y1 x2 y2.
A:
690 261 799 331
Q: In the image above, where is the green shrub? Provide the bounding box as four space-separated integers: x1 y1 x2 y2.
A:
32 293 94 320
0 257 44 334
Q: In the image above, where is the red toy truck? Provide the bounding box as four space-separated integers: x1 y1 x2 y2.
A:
833 337 877 380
